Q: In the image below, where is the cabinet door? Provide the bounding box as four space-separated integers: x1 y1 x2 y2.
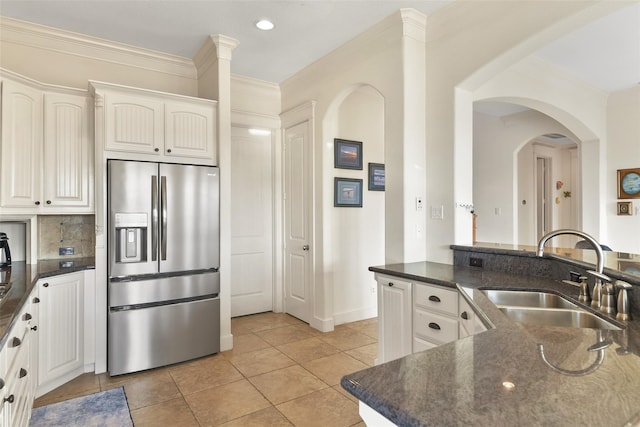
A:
43 92 93 209
38 273 84 389
0 79 43 208
164 100 216 161
104 91 163 155
377 276 412 363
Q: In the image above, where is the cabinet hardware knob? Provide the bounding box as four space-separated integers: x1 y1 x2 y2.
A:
19 368 27 379
9 337 21 347
154 148 160 152
35 201 41 205
33 297 40 303
302 245 309 251
167 148 172 153
46 200 52 204
43 283 49 287
428 295 441 303
4 394 15 404
461 311 469 320
31 326 38 331
23 313 32 321
388 282 394 287
428 322 441 330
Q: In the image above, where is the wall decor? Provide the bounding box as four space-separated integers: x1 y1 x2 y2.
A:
617 201 632 216
368 163 385 191
334 139 363 170
617 168 640 199
334 177 363 207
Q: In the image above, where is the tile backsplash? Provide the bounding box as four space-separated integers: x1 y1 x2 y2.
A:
38 215 95 259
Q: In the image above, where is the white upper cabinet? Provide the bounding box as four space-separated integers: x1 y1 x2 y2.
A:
43 92 92 209
165 99 215 160
92 81 217 165
104 91 164 155
0 79 43 208
0 72 93 213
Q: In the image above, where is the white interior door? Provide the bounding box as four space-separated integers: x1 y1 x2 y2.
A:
284 121 311 323
230 127 273 317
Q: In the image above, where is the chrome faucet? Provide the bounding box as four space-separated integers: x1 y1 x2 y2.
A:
537 229 608 310
536 229 605 274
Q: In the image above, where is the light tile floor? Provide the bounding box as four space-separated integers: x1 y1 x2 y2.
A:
33 312 378 426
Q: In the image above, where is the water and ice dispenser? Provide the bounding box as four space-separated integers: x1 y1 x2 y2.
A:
114 213 148 263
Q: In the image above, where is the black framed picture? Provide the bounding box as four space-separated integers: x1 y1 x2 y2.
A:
334 177 363 207
368 163 385 191
334 139 363 170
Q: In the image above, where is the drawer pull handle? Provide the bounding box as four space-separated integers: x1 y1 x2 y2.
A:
24 313 32 321
388 282 394 287
4 394 15 404
31 326 38 331
461 311 469 320
33 297 41 303
19 368 27 379
9 337 21 348
428 295 441 303
43 282 49 288
428 322 441 330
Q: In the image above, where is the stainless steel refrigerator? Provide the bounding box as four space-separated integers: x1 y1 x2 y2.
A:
107 159 220 376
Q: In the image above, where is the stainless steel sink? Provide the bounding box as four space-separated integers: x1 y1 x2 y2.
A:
482 289 577 309
481 289 621 330
498 306 621 330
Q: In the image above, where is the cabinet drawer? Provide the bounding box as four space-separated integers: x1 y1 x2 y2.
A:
414 283 458 315
414 309 458 344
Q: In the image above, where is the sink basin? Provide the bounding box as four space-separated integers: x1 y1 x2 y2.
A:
482 289 577 309
499 307 621 330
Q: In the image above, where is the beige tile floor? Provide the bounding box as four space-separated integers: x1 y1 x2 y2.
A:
33 312 378 426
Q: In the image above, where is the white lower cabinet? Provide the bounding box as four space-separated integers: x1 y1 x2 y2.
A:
413 281 459 349
376 274 412 364
0 288 38 427
37 272 85 397
377 272 489 364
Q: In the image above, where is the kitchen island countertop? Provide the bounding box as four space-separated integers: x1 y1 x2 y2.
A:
342 261 640 426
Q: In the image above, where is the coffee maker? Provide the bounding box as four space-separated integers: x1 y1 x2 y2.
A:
0 232 11 268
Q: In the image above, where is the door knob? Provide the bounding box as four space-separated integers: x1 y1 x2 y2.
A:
302 245 309 251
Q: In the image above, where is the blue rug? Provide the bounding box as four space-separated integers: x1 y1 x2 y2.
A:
30 387 134 427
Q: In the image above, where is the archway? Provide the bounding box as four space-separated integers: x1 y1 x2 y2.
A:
322 84 385 325
472 99 595 245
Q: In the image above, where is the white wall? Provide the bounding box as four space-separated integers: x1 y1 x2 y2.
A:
473 109 579 245
607 86 640 253
326 86 384 325
0 222 26 262
282 10 427 326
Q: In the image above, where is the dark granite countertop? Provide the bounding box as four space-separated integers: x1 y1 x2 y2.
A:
342 261 640 426
0 258 95 348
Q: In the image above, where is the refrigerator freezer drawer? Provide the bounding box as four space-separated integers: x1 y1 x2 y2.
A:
109 271 219 307
108 297 220 376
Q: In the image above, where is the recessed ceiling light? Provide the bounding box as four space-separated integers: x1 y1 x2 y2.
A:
255 19 275 31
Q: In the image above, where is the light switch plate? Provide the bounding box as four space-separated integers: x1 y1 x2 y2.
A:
431 205 444 220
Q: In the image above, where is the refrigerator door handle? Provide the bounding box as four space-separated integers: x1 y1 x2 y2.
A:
151 175 158 261
161 175 168 261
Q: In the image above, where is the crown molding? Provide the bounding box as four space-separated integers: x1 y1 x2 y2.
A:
400 8 427 43
0 16 196 80
193 34 240 78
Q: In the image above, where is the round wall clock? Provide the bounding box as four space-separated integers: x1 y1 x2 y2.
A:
617 168 640 199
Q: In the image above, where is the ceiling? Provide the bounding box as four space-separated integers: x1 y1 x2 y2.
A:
1 1 638 89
